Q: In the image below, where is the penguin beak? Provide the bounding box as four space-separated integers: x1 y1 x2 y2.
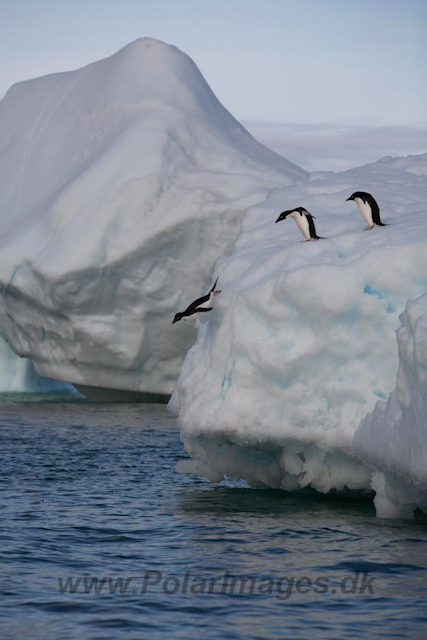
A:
275 213 286 223
346 196 352 201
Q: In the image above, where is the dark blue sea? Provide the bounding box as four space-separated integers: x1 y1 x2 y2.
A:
0 396 426 640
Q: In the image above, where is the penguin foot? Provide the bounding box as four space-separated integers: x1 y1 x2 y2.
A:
364 226 373 230
212 290 221 296
300 239 310 242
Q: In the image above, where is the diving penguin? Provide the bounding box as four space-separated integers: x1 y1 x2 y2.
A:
346 191 387 229
172 278 221 324
275 207 325 241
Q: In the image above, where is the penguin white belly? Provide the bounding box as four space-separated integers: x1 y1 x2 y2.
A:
295 214 310 240
355 198 373 227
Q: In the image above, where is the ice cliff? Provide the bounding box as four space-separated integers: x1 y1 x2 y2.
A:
0 38 306 394
170 153 427 517
354 293 427 518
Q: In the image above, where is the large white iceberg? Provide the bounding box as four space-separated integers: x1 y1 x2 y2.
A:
0 38 306 395
170 153 427 516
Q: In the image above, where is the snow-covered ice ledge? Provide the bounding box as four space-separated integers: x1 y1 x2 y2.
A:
170 154 427 518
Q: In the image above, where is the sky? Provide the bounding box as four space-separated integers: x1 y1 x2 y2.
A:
1 0 426 170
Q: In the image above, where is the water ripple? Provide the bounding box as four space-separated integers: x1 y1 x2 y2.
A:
0 401 426 640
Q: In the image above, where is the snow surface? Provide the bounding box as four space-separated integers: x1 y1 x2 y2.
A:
170 153 427 517
0 38 306 394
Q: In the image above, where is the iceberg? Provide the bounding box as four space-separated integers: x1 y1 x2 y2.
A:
1 37 425 516
170 153 427 517
0 38 306 395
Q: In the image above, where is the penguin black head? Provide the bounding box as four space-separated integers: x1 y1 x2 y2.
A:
276 207 308 223
172 312 184 324
276 210 291 223
346 193 356 201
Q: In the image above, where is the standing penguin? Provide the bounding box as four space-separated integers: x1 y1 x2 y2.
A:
346 191 386 229
172 278 221 324
275 207 325 242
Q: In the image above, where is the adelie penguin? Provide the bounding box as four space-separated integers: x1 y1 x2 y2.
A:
172 278 221 324
275 207 325 242
346 191 387 230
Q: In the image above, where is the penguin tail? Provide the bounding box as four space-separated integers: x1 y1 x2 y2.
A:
312 235 326 240
377 222 388 226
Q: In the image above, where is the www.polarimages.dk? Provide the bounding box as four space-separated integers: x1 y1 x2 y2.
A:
58 570 376 600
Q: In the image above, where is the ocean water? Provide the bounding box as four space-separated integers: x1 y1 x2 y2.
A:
0 397 426 640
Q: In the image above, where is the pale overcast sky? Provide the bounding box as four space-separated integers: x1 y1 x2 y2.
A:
1 0 426 169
